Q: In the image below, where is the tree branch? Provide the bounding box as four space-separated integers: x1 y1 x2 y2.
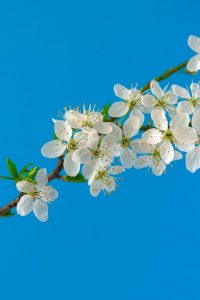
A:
0 59 192 217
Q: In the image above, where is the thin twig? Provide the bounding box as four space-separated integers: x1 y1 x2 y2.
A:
141 61 188 93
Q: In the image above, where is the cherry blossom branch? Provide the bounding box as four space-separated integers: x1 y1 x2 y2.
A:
0 57 194 217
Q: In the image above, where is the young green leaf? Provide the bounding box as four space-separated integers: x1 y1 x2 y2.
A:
102 103 110 121
26 166 39 179
63 174 86 183
6 157 18 179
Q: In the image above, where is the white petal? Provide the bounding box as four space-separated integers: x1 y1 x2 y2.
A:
130 108 144 127
150 80 164 98
104 177 116 192
190 82 200 99
151 107 168 131
33 200 48 222
151 160 166 176
177 101 194 114
175 142 195 152
17 195 34 217
87 130 99 149
188 35 200 53
64 155 80 177
173 150 183 161
36 168 48 188
94 121 112 134
158 142 174 164
172 84 190 99
165 90 178 104
120 148 134 168
41 140 66 158
131 139 155 154
54 120 72 142
134 155 151 169
108 101 129 118
16 181 35 193
72 148 92 164
123 115 140 138
192 109 200 135
82 160 98 179
141 95 157 107
187 54 200 72
39 186 58 202
142 129 162 145
66 109 85 128
107 166 125 175
114 84 131 100
186 146 200 173
90 179 103 197
106 122 122 142
173 127 198 145
170 113 190 129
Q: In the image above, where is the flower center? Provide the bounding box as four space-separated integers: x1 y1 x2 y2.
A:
120 136 131 148
90 147 102 158
67 139 78 152
162 130 174 142
157 98 166 108
82 120 94 127
189 98 200 107
151 149 161 166
28 187 39 198
96 170 107 180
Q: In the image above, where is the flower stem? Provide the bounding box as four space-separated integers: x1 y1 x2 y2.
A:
141 60 188 93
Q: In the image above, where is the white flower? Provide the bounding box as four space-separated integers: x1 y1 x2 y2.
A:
187 35 200 72
88 165 125 197
141 80 178 117
65 105 112 134
108 84 144 126
186 109 200 172
134 140 182 176
16 169 58 222
74 130 117 179
108 115 140 168
172 82 200 114
41 120 88 177
142 108 198 156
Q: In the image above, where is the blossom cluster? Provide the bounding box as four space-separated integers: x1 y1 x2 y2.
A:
15 34 200 222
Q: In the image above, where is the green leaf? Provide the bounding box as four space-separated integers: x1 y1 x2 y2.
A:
26 166 39 179
63 173 86 183
0 176 14 180
102 103 110 121
6 157 18 179
19 162 33 177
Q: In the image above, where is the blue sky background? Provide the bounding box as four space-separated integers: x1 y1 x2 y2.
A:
1 0 200 299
